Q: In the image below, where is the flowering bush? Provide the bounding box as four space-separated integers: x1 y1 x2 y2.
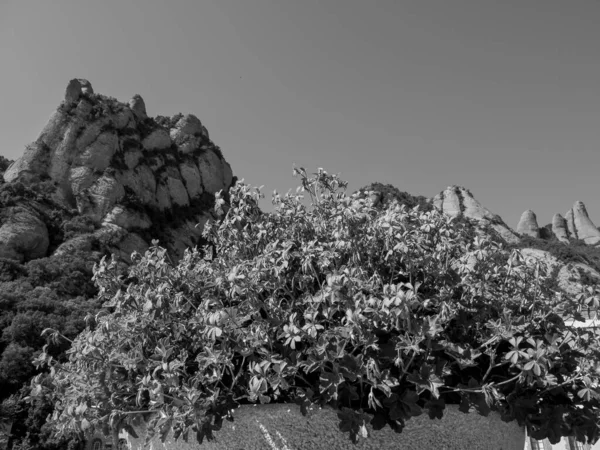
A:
35 168 600 446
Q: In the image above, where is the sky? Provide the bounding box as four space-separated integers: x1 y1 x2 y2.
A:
1 0 600 229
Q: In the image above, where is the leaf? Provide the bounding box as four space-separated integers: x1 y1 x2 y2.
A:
406 366 443 398
370 413 387 431
424 398 445 420
319 371 343 400
159 420 172 443
294 392 312 416
336 408 371 444
122 423 139 439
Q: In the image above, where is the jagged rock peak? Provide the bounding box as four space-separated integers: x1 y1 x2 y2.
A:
129 94 147 118
64 79 94 105
64 79 82 104
1 78 235 262
552 213 570 243
566 201 600 245
516 210 540 238
78 79 94 94
432 185 520 244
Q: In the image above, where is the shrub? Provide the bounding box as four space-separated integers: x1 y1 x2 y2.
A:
62 215 97 240
37 168 600 446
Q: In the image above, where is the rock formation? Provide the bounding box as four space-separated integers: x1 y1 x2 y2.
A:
552 213 570 243
565 208 577 240
128 94 147 118
65 79 82 105
1 79 235 262
432 186 520 244
78 79 94 94
567 201 600 245
516 210 540 238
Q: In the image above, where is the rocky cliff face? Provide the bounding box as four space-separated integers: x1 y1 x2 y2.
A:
1 79 235 262
431 186 520 244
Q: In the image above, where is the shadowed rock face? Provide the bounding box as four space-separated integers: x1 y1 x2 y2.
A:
517 210 540 238
1 79 235 261
432 186 520 244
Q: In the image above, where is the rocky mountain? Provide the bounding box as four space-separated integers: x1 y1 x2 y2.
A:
1 79 234 263
511 201 600 247
0 79 237 442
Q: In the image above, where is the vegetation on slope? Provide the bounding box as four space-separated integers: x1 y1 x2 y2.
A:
510 235 600 275
354 181 433 212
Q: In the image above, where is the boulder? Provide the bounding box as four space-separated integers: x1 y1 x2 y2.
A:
179 161 203 199
141 129 171 151
169 114 206 153
155 183 172 211
175 114 203 136
0 206 49 262
163 166 190 207
114 108 135 130
517 210 540 238
552 213 569 243
76 131 118 172
197 150 230 194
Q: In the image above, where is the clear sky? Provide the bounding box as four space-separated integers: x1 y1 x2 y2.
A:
1 0 600 229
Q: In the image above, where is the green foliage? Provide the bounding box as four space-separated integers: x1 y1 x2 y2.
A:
355 182 433 212
38 168 600 446
5 385 83 450
154 113 183 130
0 251 101 396
0 249 102 449
84 94 122 122
61 215 98 241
